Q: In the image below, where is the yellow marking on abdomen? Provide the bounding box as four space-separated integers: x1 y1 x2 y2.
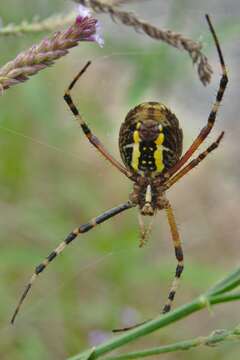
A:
154 133 165 172
131 130 141 171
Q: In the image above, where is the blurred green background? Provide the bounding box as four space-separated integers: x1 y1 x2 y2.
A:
0 0 239 359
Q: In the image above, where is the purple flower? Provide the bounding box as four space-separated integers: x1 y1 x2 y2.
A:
77 4 104 48
0 11 102 91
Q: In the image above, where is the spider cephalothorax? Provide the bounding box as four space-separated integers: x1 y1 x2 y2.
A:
12 15 228 331
128 176 168 216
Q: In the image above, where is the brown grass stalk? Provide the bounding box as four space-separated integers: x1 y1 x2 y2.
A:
75 0 213 85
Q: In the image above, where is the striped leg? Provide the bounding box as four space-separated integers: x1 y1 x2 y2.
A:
63 62 132 179
162 203 184 313
113 203 183 333
11 201 134 324
165 131 224 190
166 14 228 179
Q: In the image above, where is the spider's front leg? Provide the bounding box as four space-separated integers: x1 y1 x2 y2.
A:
63 61 132 179
11 201 135 324
167 14 228 179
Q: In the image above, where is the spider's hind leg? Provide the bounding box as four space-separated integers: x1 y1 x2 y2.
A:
162 202 184 313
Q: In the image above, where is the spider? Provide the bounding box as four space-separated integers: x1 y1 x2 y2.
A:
11 15 228 327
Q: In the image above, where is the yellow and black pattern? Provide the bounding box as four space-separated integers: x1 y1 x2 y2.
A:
119 102 183 175
131 129 164 172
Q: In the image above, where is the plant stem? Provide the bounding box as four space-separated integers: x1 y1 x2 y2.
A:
68 297 208 360
0 13 75 36
207 267 240 296
210 292 240 305
105 326 240 359
68 266 240 360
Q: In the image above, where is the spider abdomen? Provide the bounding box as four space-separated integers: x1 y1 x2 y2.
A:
119 102 183 175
